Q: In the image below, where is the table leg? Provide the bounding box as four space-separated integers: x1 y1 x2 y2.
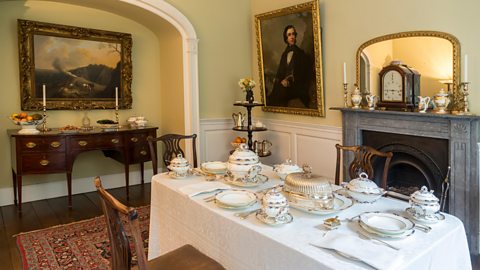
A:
67 172 73 208
16 174 22 211
125 164 130 200
140 162 144 184
11 169 17 206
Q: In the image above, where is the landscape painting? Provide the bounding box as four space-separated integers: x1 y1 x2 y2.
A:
18 19 132 110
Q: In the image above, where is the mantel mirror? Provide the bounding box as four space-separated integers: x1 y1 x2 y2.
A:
356 31 461 110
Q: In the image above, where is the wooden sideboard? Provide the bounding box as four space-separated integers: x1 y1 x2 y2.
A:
8 127 158 210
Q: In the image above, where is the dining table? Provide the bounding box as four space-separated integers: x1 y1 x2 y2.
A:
148 165 471 270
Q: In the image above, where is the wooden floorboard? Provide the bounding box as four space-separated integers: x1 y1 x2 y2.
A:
0 183 150 269
0 207 14 270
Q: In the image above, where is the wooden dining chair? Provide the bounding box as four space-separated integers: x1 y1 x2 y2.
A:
94 176 225 270
147 134 198 175
334 144 393 188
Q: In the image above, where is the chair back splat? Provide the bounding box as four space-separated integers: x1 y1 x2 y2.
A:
147 134 198 175
94 176 225 270
334 144 393 188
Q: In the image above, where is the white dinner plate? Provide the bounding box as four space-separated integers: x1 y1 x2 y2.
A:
256 211 293 226
286 194 353 215
215 190 257 207
358 220 415 239
201 161 227 175
405 207 445 224
215 198 257 209
359 212 414 235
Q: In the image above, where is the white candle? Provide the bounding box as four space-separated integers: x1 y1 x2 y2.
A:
115 87 119 107
343 62 347 84
42 84 46 107
464 54 468 82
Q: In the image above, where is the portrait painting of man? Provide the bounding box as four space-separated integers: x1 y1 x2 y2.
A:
255 1 324 116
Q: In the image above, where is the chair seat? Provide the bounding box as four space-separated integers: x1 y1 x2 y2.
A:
144 244 224 270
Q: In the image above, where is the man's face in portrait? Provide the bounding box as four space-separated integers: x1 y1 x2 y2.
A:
286 28 297 45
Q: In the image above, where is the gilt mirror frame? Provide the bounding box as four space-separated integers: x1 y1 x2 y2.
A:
18 19 133 110
255 1 325 117
355 31 461 110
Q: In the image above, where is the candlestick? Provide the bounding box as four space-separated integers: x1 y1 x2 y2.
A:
464 55 468 82
42 84 46 107
455 82 473 115
39 105 51 132
343 62 347 84
343 83 349 107
115 87 119 107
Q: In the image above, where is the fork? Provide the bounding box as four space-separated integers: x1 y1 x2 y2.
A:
234 209 260 219
356 230 400 250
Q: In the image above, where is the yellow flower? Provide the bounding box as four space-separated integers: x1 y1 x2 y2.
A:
238 78 256 91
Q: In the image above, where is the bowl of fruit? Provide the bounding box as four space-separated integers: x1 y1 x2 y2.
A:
97 119 119 131
231 136 247 149
9 112 45 134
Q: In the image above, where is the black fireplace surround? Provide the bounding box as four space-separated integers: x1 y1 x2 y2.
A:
363 130 448 201
334 107 480 254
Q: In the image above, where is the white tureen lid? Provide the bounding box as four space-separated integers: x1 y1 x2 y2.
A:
170 153 189 167
228 143 259 164
346 172 383 194
410 186 439 204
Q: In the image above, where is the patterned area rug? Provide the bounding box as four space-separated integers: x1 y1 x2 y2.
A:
16 205 150 269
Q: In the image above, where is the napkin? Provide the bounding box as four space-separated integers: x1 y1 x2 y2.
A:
310 232 404 270
178 181 232 197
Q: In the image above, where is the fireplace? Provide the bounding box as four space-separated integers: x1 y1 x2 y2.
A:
334 107 480 253
362 130 448 203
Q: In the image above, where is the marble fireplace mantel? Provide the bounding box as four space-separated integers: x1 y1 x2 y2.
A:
332 107 480 253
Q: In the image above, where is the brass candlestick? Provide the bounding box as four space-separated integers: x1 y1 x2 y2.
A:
115 105 121 127
457 82 473 115
343 83 349 107
40 106 50 132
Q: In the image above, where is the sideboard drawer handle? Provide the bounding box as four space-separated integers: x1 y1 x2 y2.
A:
140 150 147 156
78 141 88 146
111 138 119 144
50 141 61 148
26 142 37 148
130 137 139 142
40 159 49 166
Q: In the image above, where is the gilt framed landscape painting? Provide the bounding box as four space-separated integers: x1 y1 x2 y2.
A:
255 1 324 116
18 19 132 110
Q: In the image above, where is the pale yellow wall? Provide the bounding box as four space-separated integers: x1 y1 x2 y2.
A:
251 0 480 124
166 0 252 119
0 1 163 188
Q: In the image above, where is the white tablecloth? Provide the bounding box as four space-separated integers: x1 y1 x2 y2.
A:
148 166 471 270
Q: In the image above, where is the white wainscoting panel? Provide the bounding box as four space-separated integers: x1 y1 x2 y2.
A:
200 118 342 179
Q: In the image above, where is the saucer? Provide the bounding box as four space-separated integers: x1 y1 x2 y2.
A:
224 174 268 187
405 207 445 224
256 211 293 226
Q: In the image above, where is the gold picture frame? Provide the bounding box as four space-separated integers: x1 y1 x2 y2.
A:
18 19 133 110
255 1 324 116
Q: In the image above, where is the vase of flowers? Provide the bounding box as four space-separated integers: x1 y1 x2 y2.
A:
238 78 256 103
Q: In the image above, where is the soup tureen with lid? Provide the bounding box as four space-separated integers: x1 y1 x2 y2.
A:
344 172 385 203
273 158 303 180
167 154 191 178
408 186 440 218
226 143 264 184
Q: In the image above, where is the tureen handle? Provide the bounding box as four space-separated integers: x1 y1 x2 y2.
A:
302 164 312 178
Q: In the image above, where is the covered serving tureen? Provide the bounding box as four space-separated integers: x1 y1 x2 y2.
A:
409 186 440 218
273 158 303 180
283 165 334 209
344 172 385 203
226 143 263 183
167 154 191 177
261 187 289 219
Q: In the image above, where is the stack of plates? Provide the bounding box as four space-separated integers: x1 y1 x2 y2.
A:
201 161 227 175
358 212 415 238
214 190 257 209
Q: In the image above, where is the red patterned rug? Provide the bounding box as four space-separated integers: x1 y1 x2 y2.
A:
16 205 150 269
